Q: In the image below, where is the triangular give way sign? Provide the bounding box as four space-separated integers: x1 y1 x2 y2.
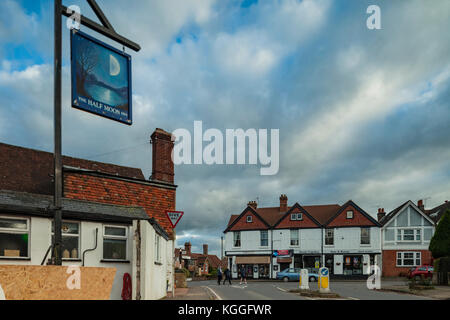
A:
165 210 184 228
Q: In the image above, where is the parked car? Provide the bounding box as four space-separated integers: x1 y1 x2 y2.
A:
407 265 434 280
276 268 319 282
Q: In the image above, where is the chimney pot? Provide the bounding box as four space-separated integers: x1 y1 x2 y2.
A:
418 200 424 211
248 201 257 209
280 194 288 212
377 208 386 222
184 242 192 256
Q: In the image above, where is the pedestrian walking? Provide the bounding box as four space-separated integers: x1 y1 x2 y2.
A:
223 267 232 285
240 266 247 285
217 266 223 285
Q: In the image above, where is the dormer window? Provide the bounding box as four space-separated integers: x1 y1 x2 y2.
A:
291 213 303 221
247 216 252 223
346 211 354 219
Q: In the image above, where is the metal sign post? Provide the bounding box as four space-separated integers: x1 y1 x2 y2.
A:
52 0 140 265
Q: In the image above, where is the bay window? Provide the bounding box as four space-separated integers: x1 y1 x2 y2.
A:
397 229 421 242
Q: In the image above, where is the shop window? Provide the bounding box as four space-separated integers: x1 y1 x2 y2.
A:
325 229 334 245
360 227 370 245
246 216 252 223
346 211 354 219
103 225 127 261
290 229 299 246
260 230 268 247
52 221 80 260
233 231 241 247
0 216 30 258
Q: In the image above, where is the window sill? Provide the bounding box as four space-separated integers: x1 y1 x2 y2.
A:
0 257 31 261
100 259 130 264
62 259 82 262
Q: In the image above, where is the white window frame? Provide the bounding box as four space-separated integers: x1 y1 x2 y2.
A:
246 216 253 223
102 225 128 261
396 252 421 267
396 228 421 242
260 230 268 247
346 211 354 219
155 233 161 263
296 213 303 221
233 231 241 248
360 227 371 245
325 229 334 246
290 214 296 221
290 229 299 246
0 215 30 259
51 220 80 261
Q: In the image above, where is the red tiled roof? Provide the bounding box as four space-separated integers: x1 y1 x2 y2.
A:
226 204 341 230
0 142 145 196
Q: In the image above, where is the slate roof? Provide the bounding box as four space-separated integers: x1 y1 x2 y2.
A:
0 189 149 224
426 201 450 223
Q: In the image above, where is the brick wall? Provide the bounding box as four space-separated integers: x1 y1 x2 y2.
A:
64 173 175 237
382 249 433 277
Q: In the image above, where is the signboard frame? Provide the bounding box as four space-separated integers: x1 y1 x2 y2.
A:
165 210 184 229
71 29 133 125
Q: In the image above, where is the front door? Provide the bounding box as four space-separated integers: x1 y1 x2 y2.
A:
334 255 343 275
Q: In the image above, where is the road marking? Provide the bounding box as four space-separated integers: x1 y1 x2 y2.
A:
203 286 222 300
304 297 316 300
348 297 360 300
275 287 287 292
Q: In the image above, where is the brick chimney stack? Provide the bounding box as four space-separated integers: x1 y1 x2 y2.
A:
184 242 192 256
203 244 208 255
248 201 257 210
151 128 174 184
377 208 386 222
418 200 425 212
280 194 288 212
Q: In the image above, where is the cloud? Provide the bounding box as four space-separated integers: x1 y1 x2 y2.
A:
1 0 449 254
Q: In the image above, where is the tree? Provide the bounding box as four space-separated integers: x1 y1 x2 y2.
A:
429 209 450 258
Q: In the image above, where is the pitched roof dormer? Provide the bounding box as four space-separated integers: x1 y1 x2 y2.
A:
325 200 381 227
273 203 322 229
224 205 270 233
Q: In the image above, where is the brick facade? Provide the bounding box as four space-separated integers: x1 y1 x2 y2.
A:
382 249 433 277
64 172 176 237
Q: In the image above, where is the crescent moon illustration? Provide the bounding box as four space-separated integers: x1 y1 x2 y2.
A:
110 54 120 76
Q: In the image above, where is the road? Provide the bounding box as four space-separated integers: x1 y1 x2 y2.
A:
189 280 434 300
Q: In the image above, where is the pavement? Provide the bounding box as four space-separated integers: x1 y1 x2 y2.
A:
163 286 215 300
379 284 450 300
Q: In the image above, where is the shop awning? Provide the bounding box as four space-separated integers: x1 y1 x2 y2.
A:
236 256 270 264
277 257 292 264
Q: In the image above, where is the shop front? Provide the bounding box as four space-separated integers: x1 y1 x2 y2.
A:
332 253 378 276
235 256 271 279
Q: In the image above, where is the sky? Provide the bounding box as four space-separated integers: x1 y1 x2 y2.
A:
0 0 449 257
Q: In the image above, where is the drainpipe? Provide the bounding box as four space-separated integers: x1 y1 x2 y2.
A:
135 220 141 300
270 229 273 279
82 228 98 267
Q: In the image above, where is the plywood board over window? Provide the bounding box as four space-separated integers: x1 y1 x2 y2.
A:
0 266 116 300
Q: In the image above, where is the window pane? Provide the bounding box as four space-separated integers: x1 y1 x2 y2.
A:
52 221 79 235
291 214 296 221
105 226 126 237
52 235 79 259
0 218 27 230
0 232 28 257
103 239 126 260
397 259 402 266
403 259 414 266
297 213 303 220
